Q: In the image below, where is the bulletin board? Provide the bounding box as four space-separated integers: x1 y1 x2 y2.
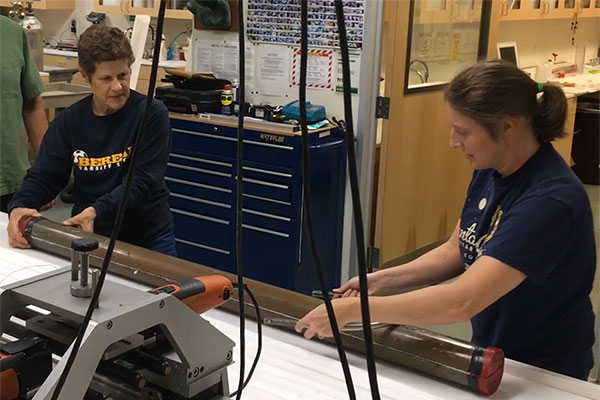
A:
246 0 365 50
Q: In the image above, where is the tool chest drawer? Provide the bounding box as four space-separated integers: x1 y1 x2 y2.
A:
241 193 292 218
166 162 232 191
169 152 233 177
168 192 231 220
165 177 232 205
171 127 236 158
171 209 230 251
242 209 292 236
241 228 297 290
166 116 347 294
175 239 232 272
242 136 295 168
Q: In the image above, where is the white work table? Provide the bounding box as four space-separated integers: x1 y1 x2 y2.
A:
0 214 598 399
553 70 600 97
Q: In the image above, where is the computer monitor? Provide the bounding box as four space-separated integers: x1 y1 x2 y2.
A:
497 42 519 67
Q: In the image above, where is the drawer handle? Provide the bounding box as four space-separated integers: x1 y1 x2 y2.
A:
242 193 291 206
242 166 292 178
165 177 231 193
241 177 289 190
168 162 231 178
242 208 291 222
170 192 231 209
242 224 289 238
175 238 230 255
171 208 230 225
173 128 237 142
244 139 293 151
171 152 232 168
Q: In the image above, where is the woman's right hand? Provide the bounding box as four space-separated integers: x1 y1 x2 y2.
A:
7 207 41 249
336 271 385 297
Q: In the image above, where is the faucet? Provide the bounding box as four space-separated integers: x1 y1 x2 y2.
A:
409 59 430 84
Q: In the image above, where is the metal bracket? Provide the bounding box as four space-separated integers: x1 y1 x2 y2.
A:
375 96 390 119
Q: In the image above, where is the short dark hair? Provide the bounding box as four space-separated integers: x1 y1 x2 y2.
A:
78 25 134 77
444 59 567 143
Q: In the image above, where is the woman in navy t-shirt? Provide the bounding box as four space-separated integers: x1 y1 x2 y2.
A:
296 60 596 380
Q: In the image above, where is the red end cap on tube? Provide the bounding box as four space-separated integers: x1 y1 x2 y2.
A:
478 347 504 395
18 216 35 237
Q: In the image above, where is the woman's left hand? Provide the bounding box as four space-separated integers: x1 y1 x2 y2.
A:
62 206 97 232
295 297 357 340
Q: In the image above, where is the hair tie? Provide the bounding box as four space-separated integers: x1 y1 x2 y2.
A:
537 82 544 93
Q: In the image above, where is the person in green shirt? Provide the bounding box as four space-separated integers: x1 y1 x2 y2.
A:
0 15 48 212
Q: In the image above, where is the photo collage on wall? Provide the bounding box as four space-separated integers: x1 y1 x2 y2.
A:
247 0 365 50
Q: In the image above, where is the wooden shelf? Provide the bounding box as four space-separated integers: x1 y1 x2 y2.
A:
499 0 600 20
165 8 193 20
94 0 193 19
0 0 74 10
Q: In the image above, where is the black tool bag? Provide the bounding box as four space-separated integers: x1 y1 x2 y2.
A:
162 73 230 90
155 87 222 114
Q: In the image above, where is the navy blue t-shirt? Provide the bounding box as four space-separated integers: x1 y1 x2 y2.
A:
9 90 173 248
459 143 596 379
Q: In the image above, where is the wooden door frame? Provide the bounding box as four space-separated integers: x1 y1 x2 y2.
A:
374 0 502 265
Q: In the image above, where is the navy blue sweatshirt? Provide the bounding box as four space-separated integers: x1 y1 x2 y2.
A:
9 90 173 248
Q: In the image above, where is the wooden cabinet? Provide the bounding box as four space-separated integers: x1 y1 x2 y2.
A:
578 0 600 17
0 0 74 10
43 54 88 86
135 64 170 95
93 0 192 19
93 0 123 14
165 8 193 19
94 0 158 16
499 0 599 20
43 53 173 94
451 0 484 22
416 0 483 24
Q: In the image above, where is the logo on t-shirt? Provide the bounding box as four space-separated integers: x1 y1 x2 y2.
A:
72 146 132 171
459 205 503 267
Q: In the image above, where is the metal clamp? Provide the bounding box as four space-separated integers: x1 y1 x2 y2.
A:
70 238 99 299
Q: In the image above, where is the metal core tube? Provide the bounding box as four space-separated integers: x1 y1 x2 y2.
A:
19 217 504 395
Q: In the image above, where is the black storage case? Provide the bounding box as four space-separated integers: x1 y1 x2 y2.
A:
155 86 222 114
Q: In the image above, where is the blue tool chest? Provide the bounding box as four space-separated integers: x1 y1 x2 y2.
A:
166 116 347 294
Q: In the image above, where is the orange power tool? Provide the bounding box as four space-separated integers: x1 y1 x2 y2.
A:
149 275 233 314
0 337 52 400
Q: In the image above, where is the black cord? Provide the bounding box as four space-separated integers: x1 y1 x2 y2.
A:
48 2 168 399
230 284 262 398
333 0 380 398
298 1 356 399
234 0 247 398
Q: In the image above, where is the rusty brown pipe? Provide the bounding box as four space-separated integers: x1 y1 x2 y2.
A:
19 217 504 395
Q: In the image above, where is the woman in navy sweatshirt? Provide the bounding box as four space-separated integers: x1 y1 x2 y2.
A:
7 25 175 256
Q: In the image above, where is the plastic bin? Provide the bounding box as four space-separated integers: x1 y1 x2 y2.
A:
572 96 600 185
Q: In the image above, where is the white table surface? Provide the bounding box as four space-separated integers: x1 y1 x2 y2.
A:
0 214 598 399
553 70 600 96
